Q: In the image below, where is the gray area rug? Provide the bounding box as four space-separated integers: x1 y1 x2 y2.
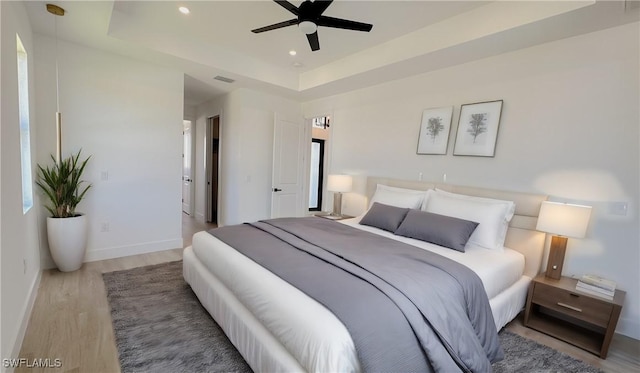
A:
104 261 604 373
104 261 250 373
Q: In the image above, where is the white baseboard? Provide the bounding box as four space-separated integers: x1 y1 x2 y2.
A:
195 212 205 223
84 238 184 262
6 270 42 373
40 255 56 270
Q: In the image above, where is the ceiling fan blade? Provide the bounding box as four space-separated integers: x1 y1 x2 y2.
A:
311 0 333 16
317 15 373 32
252 19 299 33
306 31 320 51
274 0 299 15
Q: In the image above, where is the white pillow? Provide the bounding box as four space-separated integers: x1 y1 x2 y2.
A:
369 184 426 210
423 189 515 251
431 189 517 220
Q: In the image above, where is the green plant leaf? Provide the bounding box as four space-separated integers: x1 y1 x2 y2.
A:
35 149 92 218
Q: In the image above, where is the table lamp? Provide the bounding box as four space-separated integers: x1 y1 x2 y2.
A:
536 201 592 280
327 175 352 216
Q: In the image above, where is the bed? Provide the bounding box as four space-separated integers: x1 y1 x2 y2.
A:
183 177 547 372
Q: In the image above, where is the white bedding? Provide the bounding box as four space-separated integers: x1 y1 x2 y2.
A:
189 218 527 373
191 230 361 373
341 216 525 299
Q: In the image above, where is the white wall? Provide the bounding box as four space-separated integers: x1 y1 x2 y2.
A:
194 89 302 226
1 0 3 360
303 23 640 339
34 36 184 265
1 1 42 364
184 103 196 121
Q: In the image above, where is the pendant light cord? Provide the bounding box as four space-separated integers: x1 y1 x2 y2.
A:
55 15 60 112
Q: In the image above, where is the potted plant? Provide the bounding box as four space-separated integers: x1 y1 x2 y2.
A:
36 150 92 272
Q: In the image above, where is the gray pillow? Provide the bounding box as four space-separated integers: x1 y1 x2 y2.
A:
360 202 410 232
394 209 479 252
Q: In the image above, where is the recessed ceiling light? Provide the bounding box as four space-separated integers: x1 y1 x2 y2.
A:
292 62 304 68
289 50 297 56
179 6 190 14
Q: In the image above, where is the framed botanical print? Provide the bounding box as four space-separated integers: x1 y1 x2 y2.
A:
417 106 453 155
453 100 503 157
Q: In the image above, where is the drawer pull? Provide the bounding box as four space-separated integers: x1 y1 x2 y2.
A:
557 302 582 312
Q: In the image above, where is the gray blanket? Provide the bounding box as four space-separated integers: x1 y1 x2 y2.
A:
209 217 503 372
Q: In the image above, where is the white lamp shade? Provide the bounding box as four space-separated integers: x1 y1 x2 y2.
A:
327 175 352 193
536 201 592 238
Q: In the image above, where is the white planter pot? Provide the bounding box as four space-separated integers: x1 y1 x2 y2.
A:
47 214 88 272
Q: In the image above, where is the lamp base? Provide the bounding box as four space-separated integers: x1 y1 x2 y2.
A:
332 192 343 216
545 235 568 280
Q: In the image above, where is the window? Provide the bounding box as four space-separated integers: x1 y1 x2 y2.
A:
17 34 33 213
308 139 325 211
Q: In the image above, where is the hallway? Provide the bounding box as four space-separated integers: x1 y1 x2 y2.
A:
182 213 217 248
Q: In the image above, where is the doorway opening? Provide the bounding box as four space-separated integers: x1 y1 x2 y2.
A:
205 116 220 224
308 115 330 212
182 120 194 216
309 139 325 211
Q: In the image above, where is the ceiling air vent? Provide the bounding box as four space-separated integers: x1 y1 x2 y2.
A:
213 75 235 83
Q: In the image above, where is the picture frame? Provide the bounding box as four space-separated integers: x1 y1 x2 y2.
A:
453 100 503 157
416 106 453 155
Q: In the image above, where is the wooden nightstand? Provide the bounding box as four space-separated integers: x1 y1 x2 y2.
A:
524 274 625 359
313 212 354 221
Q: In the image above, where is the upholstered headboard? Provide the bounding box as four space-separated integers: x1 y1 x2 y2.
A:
365 177 547 278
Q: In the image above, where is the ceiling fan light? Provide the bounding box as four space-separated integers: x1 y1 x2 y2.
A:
298 21 317 35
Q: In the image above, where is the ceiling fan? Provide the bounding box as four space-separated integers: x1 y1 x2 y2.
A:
252 0 373 52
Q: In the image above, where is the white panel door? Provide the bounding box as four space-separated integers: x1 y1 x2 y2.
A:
182 121 192 215
271 118 305 218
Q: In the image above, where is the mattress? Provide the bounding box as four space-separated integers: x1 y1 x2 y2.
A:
189 218 527 372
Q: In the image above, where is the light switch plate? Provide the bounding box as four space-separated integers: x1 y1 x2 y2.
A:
609 202 628 216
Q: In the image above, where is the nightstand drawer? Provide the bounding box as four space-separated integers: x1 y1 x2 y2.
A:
525 275 625 359
533 282 613 328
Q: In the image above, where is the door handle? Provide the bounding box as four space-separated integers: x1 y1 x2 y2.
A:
273 188 282 192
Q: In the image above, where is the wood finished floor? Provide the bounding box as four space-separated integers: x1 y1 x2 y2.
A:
17 215 639 373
